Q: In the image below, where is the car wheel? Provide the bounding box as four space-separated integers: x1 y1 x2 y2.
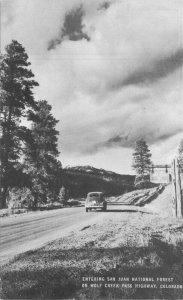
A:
86 208 88 212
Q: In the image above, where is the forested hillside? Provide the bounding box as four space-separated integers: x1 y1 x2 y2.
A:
62 166 135 198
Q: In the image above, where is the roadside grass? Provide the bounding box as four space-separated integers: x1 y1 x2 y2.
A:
1 231 183 300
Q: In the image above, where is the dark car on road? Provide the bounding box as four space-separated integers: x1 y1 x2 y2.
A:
85 192 107 212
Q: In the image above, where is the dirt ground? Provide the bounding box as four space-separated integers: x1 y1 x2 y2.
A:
1 185 183 300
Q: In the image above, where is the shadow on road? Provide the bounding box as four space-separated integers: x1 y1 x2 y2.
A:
87 208 153 214
104 209 152 214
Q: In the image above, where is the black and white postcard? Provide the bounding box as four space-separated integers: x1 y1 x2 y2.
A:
0 1 183 299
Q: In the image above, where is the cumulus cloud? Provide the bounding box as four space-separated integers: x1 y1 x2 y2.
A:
1 0 183 172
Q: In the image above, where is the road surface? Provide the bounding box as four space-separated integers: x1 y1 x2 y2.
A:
0 186 172 266
0 204 149 265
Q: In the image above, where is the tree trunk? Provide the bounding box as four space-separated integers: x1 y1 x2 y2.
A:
33 193 38 209
0 187 7 208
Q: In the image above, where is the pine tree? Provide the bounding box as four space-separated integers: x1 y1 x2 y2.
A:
24 100 62 207
0 40 38 208
132 139 152 188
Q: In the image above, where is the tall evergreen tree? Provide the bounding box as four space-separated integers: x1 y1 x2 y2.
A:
24 100 62 207
0 40 38 208
132 139 152 187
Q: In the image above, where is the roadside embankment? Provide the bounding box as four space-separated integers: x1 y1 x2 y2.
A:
109 185 165 206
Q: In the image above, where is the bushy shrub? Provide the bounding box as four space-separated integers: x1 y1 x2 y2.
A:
135 174 153 189
58 186 69 205
67 199 81 207
7 187 34 209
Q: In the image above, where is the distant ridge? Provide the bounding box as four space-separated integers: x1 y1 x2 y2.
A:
63 165 135 198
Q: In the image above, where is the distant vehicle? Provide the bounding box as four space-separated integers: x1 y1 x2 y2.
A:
85 192 107 212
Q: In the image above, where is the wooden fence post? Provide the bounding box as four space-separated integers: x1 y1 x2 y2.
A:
171 158 183 218
171 159 177 217
175 158 182 218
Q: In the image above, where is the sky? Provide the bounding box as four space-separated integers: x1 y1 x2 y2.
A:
1 0 183 174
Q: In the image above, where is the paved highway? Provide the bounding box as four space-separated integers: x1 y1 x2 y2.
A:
0 206 108 265
0 204 150 265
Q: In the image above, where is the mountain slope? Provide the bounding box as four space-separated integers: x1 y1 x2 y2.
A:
62 165 135 198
